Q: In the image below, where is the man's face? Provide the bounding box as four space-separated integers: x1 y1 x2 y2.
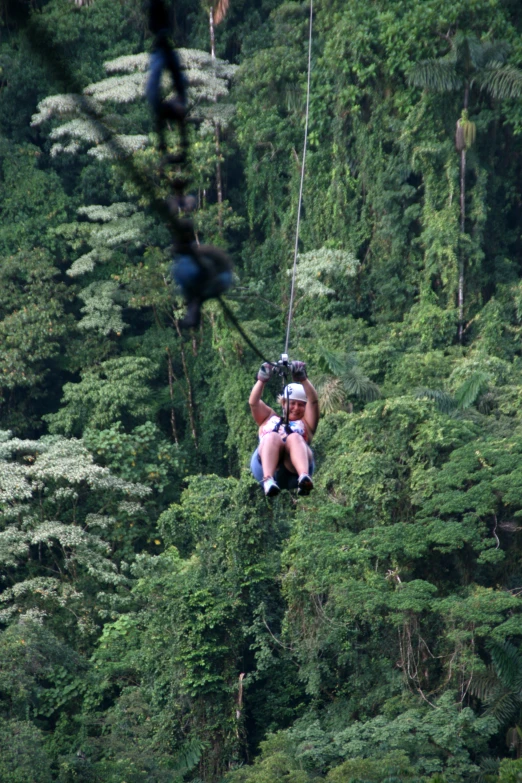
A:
288 399 306 420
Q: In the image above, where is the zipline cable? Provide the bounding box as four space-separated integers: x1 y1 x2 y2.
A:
22 14 178 241
22 7 275 362
217 297 276 366
284 0 313 356
21 3 307 367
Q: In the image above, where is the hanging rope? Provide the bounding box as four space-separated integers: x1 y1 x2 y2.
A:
284 0 313 356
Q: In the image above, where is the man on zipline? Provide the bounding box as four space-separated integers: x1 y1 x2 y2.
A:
249 361 319 497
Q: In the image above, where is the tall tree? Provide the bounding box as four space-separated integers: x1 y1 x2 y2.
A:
204 0 229 59
202 0 230 233
409 33 522 341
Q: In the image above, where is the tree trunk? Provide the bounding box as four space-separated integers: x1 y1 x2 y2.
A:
165 347 179 445
215 122 223 235
458 146 466 342
458 85 469 343
175 321 198 449
209 8 223 235
209 7 216 59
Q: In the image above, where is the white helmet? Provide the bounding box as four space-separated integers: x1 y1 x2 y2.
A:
283 383 307 402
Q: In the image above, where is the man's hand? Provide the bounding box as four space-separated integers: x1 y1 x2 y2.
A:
257 362 274 383
290 361 307 382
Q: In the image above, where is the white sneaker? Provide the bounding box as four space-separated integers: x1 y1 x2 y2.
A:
263 477 280 497
297 474 313 496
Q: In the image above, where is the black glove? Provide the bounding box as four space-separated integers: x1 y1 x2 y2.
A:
290 361 307 382
257 363 273 383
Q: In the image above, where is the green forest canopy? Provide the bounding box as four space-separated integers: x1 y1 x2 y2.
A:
3 0 522 781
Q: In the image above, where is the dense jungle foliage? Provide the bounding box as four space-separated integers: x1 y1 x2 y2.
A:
4 0 522 781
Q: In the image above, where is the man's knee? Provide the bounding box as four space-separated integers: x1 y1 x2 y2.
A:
285 432 306 450
260 433 283 452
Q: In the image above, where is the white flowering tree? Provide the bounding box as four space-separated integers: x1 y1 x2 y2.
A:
27 49 239 464
292 247 360 297
0 431 150 636
53 202 154 335
31 49 237 160
31 50 237 337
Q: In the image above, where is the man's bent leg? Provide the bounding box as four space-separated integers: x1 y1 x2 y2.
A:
258 432 284 478
283 433 312 477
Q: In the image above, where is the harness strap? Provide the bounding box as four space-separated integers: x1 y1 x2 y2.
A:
272 418 295 438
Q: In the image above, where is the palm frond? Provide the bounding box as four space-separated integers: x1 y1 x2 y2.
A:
457 34 485 70
342 369 381 402
477 63 522 99
408 60 462 92
488 640 522 691
454 371 490 409
171 737 206 775
213 0 229 25
484 690 519 724
318 344 357 376
317 344 380 403
477 391 496 415
415 388 456 414
451 32 505 74
478 39 510 68
470 668 502 701
317 377 346 415
476 756 500 783
285 85 303 113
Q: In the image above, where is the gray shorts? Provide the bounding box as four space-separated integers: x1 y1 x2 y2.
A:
250 446 315 490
